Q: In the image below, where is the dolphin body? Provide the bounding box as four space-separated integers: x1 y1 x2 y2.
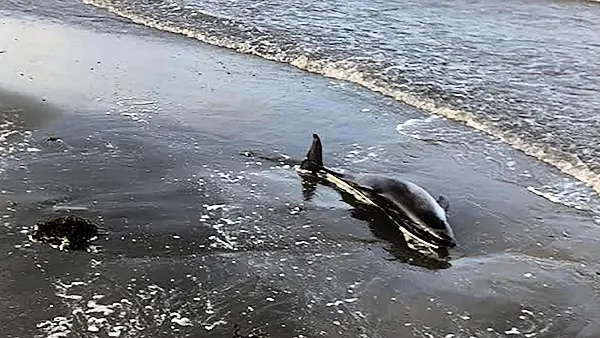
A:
296 134 457 250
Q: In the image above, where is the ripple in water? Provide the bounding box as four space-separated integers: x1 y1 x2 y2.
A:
79 0 600 198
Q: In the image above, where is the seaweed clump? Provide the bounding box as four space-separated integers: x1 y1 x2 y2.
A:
29 215 101 251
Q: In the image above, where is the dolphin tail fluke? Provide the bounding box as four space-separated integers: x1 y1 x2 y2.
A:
300 133 324 171
437 195 450 212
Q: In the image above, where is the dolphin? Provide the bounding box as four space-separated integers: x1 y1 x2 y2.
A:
296 133 457 250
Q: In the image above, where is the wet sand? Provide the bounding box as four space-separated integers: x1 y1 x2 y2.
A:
1 12 600 338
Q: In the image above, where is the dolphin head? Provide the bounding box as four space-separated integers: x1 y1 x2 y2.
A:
430 219 457 248
407 210 456 249
365 195 458 249
373 180 457 249
375 200 457 249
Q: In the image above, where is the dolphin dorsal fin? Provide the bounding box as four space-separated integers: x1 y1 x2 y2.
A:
306 133 323 167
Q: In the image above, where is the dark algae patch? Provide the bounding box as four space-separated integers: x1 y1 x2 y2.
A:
29 215 101 251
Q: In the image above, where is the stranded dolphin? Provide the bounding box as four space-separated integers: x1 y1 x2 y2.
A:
296 133 457 250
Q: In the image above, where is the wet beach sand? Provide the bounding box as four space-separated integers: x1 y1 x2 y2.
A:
1 10 600 338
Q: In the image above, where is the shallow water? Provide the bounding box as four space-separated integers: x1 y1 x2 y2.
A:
62 0 600 198
1 4 600 338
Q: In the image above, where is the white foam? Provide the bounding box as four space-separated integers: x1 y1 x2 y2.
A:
108 326 126 337
208 235 236 250
326 300 344 307
56 293 83 301
527 187 562 204
36 317 73 338
51 275 232 335
170 313 193 326
86 300 115 316
396 116 440 133
203 319 227 331
205 299 215 314
522 309 535 316
505 327 521 335
1 121 35 175
130 100 157 106
526 180 600 216
203 204 227 211
52 205 90 211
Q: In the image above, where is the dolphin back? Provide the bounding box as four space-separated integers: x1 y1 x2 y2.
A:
375 179 447 225
357 176 456 247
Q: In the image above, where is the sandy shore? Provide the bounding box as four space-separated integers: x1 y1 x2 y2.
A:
1 11 600 338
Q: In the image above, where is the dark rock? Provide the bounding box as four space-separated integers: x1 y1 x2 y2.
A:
29 215 101 251
46 134 59 142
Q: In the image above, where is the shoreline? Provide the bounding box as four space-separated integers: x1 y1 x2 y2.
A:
1 11 600 338
81 0 600 196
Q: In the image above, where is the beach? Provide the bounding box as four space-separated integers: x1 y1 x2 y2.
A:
1 4 600 338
